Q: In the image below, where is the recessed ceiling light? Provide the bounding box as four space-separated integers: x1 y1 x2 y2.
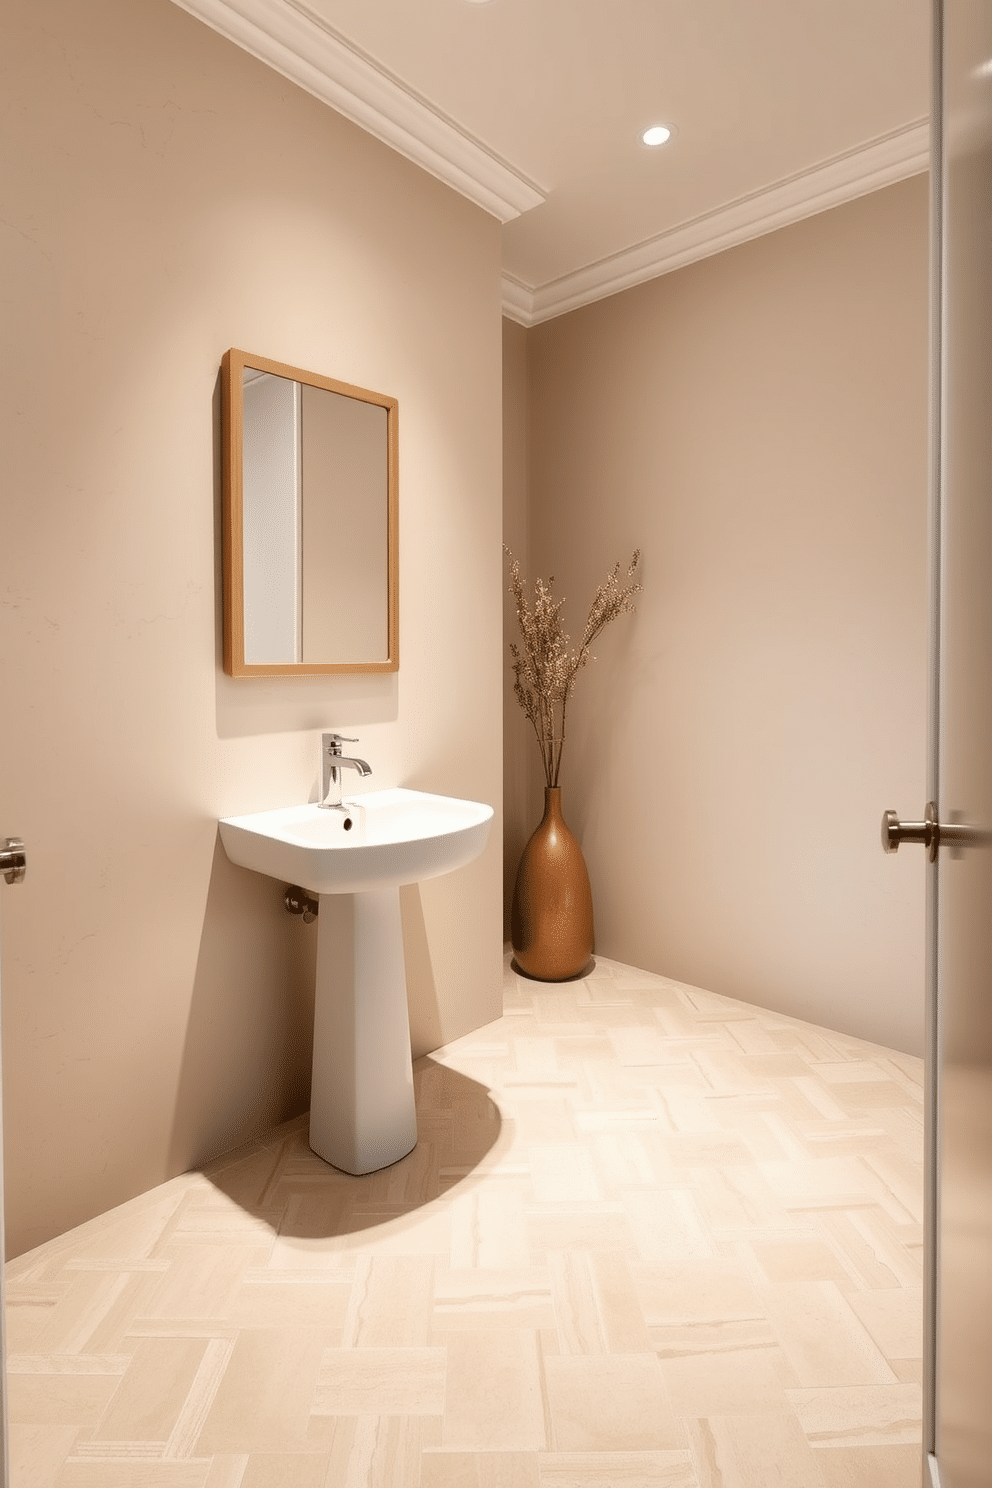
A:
642 125 673 147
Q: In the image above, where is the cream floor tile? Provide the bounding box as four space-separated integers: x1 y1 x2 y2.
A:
313 1348 445 1416
793 1075 854 1122
651 1087 725 1134
889 1357 922 1385
609 1027 678 1067
10 1423 80 1488
431 1267 556 1331
317 1414 440 1487
845 1286 922 1363
90 1335 209 1443
586 1253 655 1353
660 1133 755 1169
659 1346 796 1416
166 1203 279 1247
786 1383 922 1448
719 1112 794 1162
528 1204 639 1258
621 1189 716 1262
860 1151 925 1225
9 951 925 1485
543 1354 683 1451
8 1370 124 1427
340 1256 434 1347
813 1212 907 1291
450 1183 531 1268
688 1164 782 1231
548 1251 610 1354
686 1412 828 1488
735 1051 811 1077
759 1280 897 1386
758 1157 882 1209
650 1319 779 1359
420 1450 542 1487
812 1443 922 1487
439 1330 546 1450
532 991 588 1029
630 1256 762 1325
26 1271 136 1356
587 1131 669 1190
829 1081 916 1113
256 1233 360 1271
538 1449 697 1486
745 1236 854 1286
141 1247 270 1324
201 1453 249 1487
5 1292 65 1355
73 1271 177 1355
793 1126 895 1164
228 1274 352 1334
195 1329 327 1453
841 1209 922 1290
53 1463 211 1487
528 1145 605 1203
514 1099 579 1143
512 1036 563 1075
167 1338 238 1458
238 1453 327 1487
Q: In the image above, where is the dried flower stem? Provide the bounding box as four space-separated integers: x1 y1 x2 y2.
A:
505 546 641 788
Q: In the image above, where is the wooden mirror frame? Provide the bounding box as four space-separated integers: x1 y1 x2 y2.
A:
221 348 399 677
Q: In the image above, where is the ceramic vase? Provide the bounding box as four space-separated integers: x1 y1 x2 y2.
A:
511 786 594 980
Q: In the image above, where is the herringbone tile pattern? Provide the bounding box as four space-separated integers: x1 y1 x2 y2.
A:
7 954 924 1485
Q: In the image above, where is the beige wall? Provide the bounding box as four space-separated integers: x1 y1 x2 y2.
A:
507 177 929 1055
0 0 503 1257
501 319 540 933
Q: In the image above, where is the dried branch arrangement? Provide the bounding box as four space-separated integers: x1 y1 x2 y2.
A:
506 546 641 788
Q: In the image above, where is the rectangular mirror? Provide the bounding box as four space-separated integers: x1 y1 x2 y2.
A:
221 349 398 675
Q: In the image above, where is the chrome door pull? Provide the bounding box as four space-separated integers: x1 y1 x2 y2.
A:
881 804 990 861
0 837 25 885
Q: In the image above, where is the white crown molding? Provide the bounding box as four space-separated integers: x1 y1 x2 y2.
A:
169 0 545 222
500 274 535 328
503 120 930 326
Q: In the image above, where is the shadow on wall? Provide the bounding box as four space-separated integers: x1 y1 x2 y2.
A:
167 833 317 1177
201 1058 503 1237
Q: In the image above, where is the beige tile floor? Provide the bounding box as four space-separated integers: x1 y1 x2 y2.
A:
6 953 925 1486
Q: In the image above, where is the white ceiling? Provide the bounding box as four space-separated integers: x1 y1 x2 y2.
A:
172 0 931 324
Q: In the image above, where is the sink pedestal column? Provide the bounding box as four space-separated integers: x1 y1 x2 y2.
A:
309 887 418 1174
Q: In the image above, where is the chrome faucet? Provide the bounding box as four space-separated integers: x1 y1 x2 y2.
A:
320 732 372 810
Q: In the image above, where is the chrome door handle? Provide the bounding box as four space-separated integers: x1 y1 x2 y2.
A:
881 803 990 861
0 837 26 884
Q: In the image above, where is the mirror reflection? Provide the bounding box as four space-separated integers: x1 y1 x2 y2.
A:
222 350 398 676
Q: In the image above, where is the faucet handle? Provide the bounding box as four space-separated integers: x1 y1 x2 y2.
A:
323 732 358 754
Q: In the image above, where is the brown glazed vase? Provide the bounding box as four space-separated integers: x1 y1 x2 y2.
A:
511 787 594 980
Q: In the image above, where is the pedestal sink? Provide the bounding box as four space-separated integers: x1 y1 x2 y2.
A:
219 789 493 1175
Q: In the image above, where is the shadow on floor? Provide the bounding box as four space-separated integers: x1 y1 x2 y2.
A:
199 1054 504 1240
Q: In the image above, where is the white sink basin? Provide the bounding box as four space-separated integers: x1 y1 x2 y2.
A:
219 787 493 895
218 786 493 1177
